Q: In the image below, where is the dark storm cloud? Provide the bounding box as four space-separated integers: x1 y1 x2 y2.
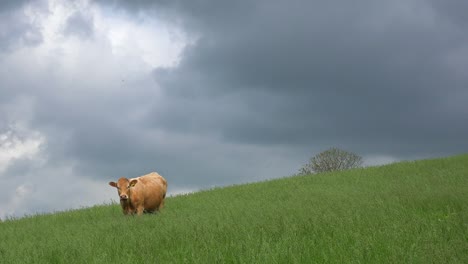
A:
135 0 467 158
4 0 466 180
430 0 468 27
0 0 30 10
91 1 468 162
2 0 468 218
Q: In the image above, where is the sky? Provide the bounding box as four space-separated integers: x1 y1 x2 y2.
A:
1 0 467 219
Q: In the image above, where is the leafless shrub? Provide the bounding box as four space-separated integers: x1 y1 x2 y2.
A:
298 147 363 175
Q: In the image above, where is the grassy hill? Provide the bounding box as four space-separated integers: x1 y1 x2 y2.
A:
1 154 467 263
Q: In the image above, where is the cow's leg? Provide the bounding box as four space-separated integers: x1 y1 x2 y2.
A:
136 206 144 216
121 204 132 215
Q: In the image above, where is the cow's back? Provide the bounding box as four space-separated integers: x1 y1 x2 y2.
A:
134 172 167 212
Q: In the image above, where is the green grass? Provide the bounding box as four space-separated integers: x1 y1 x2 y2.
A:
1 154 467 263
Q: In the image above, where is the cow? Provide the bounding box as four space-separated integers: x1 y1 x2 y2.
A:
109 172 167 215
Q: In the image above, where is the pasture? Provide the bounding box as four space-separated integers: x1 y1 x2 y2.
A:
1 154 467 263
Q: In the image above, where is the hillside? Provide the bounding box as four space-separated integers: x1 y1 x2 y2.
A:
1 154 467 263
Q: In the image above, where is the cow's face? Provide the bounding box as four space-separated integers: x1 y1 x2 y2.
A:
109 177 138 201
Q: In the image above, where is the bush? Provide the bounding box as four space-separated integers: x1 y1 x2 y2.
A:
299 148 363 174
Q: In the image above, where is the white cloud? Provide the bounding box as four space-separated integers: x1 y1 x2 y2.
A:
99 10 187 68
0 124 45 219
2 0 187 85
0 127 45 173
0 0 189 219
0 165 118 219
0 184 33 219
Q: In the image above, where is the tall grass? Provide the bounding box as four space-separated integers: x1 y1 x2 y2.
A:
1 154 467 263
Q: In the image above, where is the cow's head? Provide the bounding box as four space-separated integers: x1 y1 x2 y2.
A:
109 177 138 201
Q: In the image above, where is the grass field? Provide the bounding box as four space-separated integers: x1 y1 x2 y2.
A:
1 154 467 263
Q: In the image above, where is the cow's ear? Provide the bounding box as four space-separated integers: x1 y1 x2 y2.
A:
129 179 138 188
109 182 117 188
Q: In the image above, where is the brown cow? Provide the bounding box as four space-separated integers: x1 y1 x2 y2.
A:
109 172 167 215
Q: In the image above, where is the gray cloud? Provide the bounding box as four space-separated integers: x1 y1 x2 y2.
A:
63 11 95 39
92 0 468 162
0 0 30 11
429 0 468 28
0 1 44 52
1 0 467 217
145 0 468 157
